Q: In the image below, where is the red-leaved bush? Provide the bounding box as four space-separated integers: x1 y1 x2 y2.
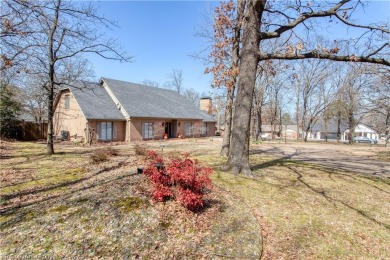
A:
143 150 213 211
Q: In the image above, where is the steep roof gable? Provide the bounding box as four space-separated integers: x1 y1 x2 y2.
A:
345 123 378 133
101 77 215 122
61 82 126 120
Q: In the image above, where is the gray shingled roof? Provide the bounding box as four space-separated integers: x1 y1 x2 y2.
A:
311 119 349 132
67 82 126 120
198 110 216 122
101 77 215 122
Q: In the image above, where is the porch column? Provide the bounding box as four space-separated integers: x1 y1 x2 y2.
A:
85 121 90 144
126 118 131 142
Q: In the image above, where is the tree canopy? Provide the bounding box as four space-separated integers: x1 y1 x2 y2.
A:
1 0 131 154
207 0 389 175
0 83 21 137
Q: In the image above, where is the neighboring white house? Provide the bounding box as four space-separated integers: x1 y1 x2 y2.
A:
308 121 379 141
344 123 379 141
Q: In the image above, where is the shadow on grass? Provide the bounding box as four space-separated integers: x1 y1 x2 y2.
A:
248 149 390 230
318 167 390 195
250 144 390 177
285 164 390 230
1 150 92 165
1 170 82 190
0 171 140 230
0 159 132 214
250 146 300 171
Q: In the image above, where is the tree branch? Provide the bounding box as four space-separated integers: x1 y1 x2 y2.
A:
259 51 390 66
56 43 131 62
261 0 350 39
334 12 390 34
365 42 389 58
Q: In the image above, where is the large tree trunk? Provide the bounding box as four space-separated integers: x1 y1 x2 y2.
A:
220 86 234 156
304 117 315 142
302 93 308 142
324 117 328 142
337 111 341 143
278 107 282 138
385 107 389 147
302 114 306 141
250 104 256 139
272 102 278 139
256 105 262 141
225 0 263 176
295 90 300 141
348 108 355 144
220 0 246 157
47 85 54 155
46 0 60 155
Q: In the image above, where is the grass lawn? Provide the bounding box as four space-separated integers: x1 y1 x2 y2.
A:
0 140 260 259
1 138 389 259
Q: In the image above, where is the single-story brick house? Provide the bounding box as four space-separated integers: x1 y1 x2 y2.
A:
53 78 215 143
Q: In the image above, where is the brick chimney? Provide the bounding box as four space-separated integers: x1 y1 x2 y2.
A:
200 97 212 114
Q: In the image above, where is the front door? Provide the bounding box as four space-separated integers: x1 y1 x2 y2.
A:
165 122 173 138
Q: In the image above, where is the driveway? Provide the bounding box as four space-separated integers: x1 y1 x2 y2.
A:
252 142 390 178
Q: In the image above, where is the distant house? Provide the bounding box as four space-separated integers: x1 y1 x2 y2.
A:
53 78 215 143
281 125 302 139
259 124 302 139
344 123 379 141
309 120 349 140
309 120 379 141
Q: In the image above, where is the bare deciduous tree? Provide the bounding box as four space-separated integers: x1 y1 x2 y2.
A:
141 79 161 88
216 0 389 175
1 0 39 73
182 88 201 107
2 0 132 154
166 69 183 94
294 59 334 141
204 0 246 157
366 69 390 146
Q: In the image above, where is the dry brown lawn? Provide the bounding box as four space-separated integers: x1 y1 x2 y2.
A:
150 138 390 259
0 140 260 259
1 138 389 259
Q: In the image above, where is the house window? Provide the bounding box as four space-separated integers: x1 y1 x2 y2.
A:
97 122 113 141
143 122 154 139
64 95 70 109
184 122 192 137
201 122 207 136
